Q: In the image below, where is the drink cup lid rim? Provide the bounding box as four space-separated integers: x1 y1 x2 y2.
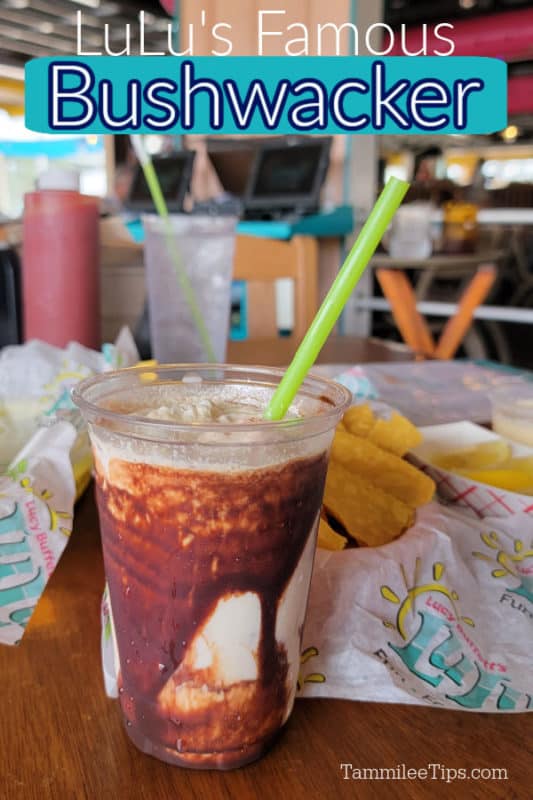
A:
71 363 352 441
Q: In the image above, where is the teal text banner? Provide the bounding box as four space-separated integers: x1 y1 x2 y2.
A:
25 56 507 135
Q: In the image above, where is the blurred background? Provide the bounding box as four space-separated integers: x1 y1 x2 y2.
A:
3 0 533 367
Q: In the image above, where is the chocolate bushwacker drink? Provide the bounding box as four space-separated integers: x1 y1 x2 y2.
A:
73 366 350 770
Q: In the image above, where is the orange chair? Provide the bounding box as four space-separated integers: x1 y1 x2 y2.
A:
228 234 319 364
376 264 497 360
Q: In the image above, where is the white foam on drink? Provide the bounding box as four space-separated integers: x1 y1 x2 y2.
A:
109 383 303 424
136 397 275 425
90 379 333 476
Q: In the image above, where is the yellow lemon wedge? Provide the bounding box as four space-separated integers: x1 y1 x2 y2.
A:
454 467 533 495
431 439 512 471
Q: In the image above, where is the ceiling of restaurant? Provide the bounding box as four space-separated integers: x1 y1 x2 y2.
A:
1 0 533 71
0 0 169 71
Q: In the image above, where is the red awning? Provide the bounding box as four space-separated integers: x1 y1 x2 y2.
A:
391 9 533 116
391 8 533 62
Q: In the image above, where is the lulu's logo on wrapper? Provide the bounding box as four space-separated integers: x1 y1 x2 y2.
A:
7 458 72 537
474 530 533 606
0 461 73 644
0 502 45 633
379 559 531 711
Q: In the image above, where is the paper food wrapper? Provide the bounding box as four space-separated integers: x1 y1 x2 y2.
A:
0 422 76 645
0 331 139 647
329 366 379 400
0 331 137 472
300 502 533 712
100 500 533 712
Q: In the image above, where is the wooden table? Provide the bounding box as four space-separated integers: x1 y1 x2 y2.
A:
227 335 413 367
371 252 501 360
1 489 530 800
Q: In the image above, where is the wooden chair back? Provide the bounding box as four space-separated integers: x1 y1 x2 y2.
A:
231 234 318 344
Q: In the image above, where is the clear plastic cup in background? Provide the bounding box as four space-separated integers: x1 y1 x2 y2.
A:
492 385 533 446
143 215 238 364
73 364 350 770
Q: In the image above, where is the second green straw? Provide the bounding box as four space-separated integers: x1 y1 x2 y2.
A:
130 136 216 362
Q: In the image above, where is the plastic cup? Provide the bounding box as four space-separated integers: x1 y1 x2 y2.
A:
73 365 350 769
143 215 237 364
491 385 533 446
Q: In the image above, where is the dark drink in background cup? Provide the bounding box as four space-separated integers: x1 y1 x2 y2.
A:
73 365 350 769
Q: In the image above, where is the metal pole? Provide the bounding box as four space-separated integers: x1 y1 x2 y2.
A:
354 296 533 324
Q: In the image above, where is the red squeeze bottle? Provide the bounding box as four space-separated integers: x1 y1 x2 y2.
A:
22 189 100 349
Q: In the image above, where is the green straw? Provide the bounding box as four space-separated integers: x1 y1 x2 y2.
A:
264 176 410 421
129 136 216 362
